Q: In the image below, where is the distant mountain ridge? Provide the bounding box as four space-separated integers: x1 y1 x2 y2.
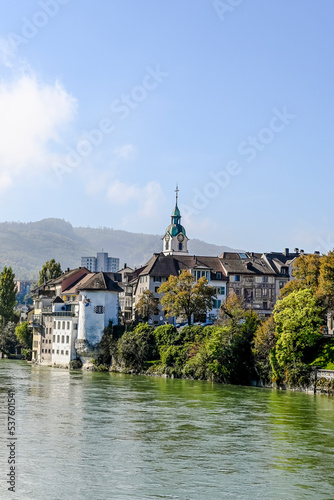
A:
0 218 241 279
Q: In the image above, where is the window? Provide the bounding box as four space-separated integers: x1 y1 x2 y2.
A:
235 289 240 296
42 338 45 343
57 321 60 329
65 351 69 356
216 272 222 279
235 275 240 282
56 349 59 354
62 321 65 330
66 336 69 344
256 289 261 299
165 241 169 250
52 349 54 354
67 322 70 330
61 336 64 343
48 349 51 354
178 243 183 251
155 287 160 293
263 288 268 297
279 281 285 289
42 349 44 353
53 335 55 342
54 321 56 329
94 305 105 314
281 267 288 275
213 300 221 309
49 339 52 344
221 287 225 295
154 277 161 282
262 276 268 283
263 301 268 310
74 324 78 330
61 350 64 355
57 335 60 343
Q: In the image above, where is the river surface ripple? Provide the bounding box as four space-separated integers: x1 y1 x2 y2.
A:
0 360 334 500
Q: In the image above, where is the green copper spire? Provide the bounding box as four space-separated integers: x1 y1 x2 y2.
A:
171 183 181 219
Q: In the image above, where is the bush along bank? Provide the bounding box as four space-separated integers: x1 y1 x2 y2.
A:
89 293 334 395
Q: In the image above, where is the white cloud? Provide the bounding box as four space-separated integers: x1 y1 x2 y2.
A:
0 37 17 68
0 74 77 190
113 144 135 160
107 180 165 231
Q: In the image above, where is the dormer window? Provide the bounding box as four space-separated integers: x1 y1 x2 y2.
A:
217 272 222 279
281 267 288 275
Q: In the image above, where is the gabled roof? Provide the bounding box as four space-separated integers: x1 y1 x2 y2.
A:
219 252 275 276
76 272 123 293
136 253 227 280
53 296 64 304
48 267 90 285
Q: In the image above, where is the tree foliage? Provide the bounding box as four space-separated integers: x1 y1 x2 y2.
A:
0 266 17 325
158 271 216 325
38 259 62 285
135 290 159 321
15 321 33 355
279 254 321 298
0 322 17 355
117 323 158 371
252 317 276 383
271 288 324 385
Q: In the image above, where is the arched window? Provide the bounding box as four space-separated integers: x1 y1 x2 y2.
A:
165 240 169 250
179 242 183 251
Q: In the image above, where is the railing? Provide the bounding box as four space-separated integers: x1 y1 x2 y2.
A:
42 307 52 313
30 315 42 325
52 311 74 317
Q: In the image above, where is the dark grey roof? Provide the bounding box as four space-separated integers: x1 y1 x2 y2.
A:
53 296 64 303
137 253 227 280
219 252 275 276
76 272 123 293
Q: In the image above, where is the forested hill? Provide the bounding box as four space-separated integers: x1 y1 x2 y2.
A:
0 218 240 279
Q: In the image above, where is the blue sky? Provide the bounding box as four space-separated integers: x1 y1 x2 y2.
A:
0 0 333 254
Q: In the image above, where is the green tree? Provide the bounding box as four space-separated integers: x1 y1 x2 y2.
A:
0 266 17 325
117 323 157 371
158 271 216 325
317 250 334 307
0 322 17 355
279 253 321 298
272 288 324 385
135 290 159 321
15 321 32 360
252 317 276 384
38 259 62 285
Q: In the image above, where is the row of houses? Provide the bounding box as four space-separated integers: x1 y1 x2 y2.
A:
30 189 317 366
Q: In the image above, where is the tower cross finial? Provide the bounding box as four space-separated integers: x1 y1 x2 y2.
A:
175 183 179 202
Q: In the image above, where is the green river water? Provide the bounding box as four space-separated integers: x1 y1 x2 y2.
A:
0 360 334 500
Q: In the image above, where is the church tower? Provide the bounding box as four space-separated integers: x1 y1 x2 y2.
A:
162 185 189 255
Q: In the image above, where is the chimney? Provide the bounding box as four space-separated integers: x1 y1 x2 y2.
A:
284 248 289 256
314 251 320 255
124 263 127 269
300 249 304 254
294 248 299 254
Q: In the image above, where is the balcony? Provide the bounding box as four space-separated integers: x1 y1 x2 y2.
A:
29 315 43 327
52 311 74 317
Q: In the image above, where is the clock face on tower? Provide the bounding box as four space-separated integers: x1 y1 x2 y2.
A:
177 234 184 242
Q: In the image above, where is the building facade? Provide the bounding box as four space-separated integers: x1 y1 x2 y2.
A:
81 252 120 273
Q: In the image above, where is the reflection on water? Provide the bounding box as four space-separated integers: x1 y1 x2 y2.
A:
0 360 334 500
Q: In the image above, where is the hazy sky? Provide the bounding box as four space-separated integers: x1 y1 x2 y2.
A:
0 1 333 253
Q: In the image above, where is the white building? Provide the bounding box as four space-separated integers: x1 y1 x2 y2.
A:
75 272 123 366
81 252 120 273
